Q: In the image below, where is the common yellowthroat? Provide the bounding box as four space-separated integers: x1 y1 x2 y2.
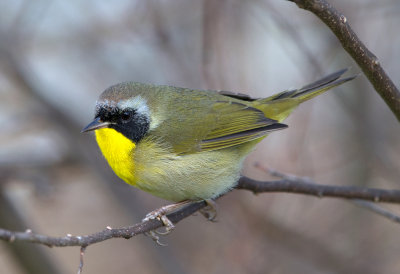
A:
82 68 355 229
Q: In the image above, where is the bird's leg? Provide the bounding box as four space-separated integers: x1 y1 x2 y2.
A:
142 200 192 238
143 199 218 245
199 199 218 221
145 231 167 246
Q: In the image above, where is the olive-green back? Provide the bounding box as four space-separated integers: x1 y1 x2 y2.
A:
144 85 286 154
127 69 355 155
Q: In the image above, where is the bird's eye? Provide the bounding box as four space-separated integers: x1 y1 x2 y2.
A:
121 110 133 122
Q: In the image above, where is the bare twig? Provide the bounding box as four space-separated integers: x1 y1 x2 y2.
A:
77 246 87 274
256 165 400 224
0 200 207 247
352 200 400 224
288 0 400 121
1 176 400 248
237 176 400 203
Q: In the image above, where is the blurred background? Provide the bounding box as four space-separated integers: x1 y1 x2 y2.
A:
0 0 399 273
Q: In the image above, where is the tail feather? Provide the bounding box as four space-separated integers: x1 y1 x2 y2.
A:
256 68 357 121
292 72 357 101
294 68 349 96
268 68 356 102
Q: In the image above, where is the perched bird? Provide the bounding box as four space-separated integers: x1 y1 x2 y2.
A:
82 68 356 235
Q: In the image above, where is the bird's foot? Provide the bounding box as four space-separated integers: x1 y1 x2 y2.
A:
144 230 168 246
142 200 192 245
199 199 218 221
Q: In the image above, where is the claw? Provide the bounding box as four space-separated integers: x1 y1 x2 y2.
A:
142 200 192 244
154 228 170 236
145 230 168 246
199 199 218 221
153 216 175 235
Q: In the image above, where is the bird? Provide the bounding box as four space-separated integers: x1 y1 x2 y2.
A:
82 68 356 237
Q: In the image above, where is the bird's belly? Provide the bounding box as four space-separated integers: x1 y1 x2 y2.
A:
134 148 246 202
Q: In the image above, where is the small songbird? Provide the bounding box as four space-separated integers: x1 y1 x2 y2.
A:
82 68 355 235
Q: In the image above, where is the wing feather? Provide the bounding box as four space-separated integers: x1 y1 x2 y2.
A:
197 101 287 152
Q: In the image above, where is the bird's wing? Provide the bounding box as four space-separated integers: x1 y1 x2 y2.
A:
169 100 287 154
199 101 287 151
217 91 258 101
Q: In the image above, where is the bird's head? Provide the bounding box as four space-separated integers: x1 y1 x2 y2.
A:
81 83 152 143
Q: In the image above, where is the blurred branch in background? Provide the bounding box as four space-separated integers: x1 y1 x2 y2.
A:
289 0 400 121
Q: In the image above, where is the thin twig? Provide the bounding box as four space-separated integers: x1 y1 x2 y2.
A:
77 246 87 274
237 176 400 203
1 177 400 248
0 201 206 247
256 165 400 224
288 0 400 121
352 200 400 224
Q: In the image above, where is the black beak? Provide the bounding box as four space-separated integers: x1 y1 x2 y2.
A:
81 117 110 133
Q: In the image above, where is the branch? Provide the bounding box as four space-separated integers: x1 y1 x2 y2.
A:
0 201 207 247
1 176 400 248
240 169 400 224
352 200 400 224
77 246 87 274
237 177 400 203
289 0 400 122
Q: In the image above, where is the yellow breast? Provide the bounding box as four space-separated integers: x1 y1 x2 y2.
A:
95 128 137 185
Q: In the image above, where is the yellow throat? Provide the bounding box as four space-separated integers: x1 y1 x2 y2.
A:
95 128 137 185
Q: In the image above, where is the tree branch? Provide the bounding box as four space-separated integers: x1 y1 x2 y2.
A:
289 0 400 121
77 246 87 274
1 176 400 249
0 201 206 247
351 200 400 224
237 177 400 203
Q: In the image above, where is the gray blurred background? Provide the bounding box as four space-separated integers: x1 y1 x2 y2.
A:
0 0 399 273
